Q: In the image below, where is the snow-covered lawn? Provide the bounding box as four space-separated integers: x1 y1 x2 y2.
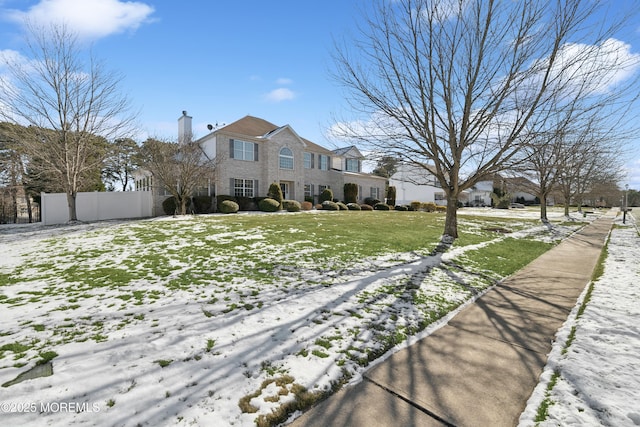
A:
519 212 640 427
0 209 603 426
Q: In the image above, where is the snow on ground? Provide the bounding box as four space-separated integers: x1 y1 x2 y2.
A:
0 208 613 426
519 211 640 427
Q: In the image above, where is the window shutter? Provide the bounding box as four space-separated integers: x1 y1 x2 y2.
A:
311 154 315 168
229 139 234 159
254 143 259 162
254 180 259 197
230 178 235 195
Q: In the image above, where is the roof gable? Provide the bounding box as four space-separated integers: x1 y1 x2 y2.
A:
333 145 364 158
217 115 279 137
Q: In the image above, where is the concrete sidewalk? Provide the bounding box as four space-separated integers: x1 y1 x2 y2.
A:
291 213 614 427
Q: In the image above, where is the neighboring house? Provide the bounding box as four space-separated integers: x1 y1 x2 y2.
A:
389 164 540 207
389 163 448 205
136 113 386 214
467 180 493 207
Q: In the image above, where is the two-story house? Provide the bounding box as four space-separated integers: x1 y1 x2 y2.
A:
137 112 386 214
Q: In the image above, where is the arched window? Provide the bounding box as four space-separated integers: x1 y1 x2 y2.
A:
279 147 294 169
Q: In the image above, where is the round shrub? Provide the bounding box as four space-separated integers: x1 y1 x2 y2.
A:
364 197 380 206
282 199 301 212
347 202 361 211
220 200 239 214
259 198 280 212
410 201 422 211
301 201 313 211
216 195 238 212
394 205 408 211
321 200 339 211
162 196 177 215
319 188 334 204
423 202 437 212
337 202 348 211
436 205 447 212
360 204 374 211
374 202 391 211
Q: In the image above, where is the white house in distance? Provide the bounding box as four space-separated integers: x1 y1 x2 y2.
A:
389 163 538 207
389 163 447 205
136 112 387 214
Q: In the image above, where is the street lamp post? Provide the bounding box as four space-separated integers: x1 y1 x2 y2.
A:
623 184 629 224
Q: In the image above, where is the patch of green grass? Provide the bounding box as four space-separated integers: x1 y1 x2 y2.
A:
206 339 216 352
155 359 173 368
311 349 329 358
457 237 554 278
37 351 58 365
535 371 560 422
0 342 32 353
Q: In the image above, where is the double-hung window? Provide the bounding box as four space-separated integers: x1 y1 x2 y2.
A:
232 140 256 161
345 158 360 172
304 152 313 169
234 179 255 198
370 187 380 200
318 155 329 170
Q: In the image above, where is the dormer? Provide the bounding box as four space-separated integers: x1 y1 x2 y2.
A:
332 146 364 172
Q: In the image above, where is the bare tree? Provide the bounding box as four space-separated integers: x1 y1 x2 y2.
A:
0 23 137 222
331 0 639 240
138 136 218 215
556 131 625 216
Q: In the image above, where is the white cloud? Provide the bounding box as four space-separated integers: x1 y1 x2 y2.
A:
264 87 296 102
6 0 155 39
275 77 293 85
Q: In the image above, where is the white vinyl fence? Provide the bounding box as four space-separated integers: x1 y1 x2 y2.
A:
41 191 153 225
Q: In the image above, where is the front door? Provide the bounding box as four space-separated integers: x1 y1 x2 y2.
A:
280 182 290 200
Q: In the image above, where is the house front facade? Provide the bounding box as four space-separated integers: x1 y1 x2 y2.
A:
137 113 386 214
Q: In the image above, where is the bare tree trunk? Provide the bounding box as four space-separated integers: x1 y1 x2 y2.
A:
540 194 548 222
444 195 459 239
67 192 78 222
25 193 33 223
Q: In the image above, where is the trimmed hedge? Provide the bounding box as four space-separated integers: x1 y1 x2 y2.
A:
346 202 361 211
360 204 374 211
259 198 281 212
282 200 301 212
321 200 339 211
423 202 437 212
162 196 177 215
336 202 348 211
216 195 237 212
344 183 358 204
267 183 283 205
386 186 396 206
364 197 380 206
374 202 391 211
319 188 334 204
193 196 213 213
301 201 313 211
220 200 239 214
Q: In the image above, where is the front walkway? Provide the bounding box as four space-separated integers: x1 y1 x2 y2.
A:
291 212 614 427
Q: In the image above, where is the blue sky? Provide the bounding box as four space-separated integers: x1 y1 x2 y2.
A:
1 0 640 190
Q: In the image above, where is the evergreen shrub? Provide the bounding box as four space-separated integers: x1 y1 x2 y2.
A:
220 200 239 214
259 198 280 212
